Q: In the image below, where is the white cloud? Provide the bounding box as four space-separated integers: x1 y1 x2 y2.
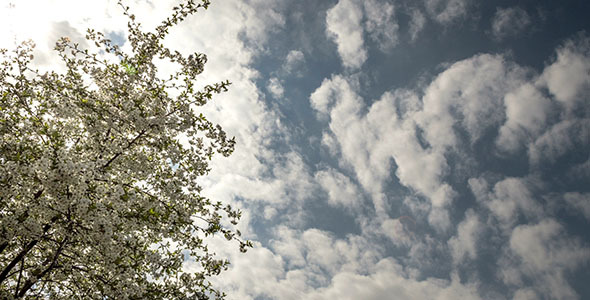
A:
424 0 471 24
540 35 590 107
504 220 590 299
315 168 363 211
363 0 399 50
214 226 481 300
565 192 590 221
496 83 552 153
283 50 305 76
381 218 415 247
267 77 284 98
448 210 481 264
309 54 531 230
325 0 400 69
491 7 532 40
309 75 359 117
325 0 366 69
408 8 427 42
0 0 126 71
234 0 286 48
493 34 590 158
513 289 539 300
417 54 526 149
310 77 451 220
469 177 543 227
528 118 590 167
268 227 383 283
306 260 481 300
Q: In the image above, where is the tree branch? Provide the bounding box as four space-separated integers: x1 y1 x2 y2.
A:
0 238 38 285
14 256 24 298
101 127 149 170
0 205 56 286
0 242 7 255
16 235 69 298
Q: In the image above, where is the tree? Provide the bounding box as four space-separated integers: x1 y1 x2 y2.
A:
0 1 251 298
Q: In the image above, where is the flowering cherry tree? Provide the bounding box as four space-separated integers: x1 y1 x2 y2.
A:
0 1 251 298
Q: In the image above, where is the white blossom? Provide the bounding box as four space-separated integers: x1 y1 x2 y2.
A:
0 1 250 299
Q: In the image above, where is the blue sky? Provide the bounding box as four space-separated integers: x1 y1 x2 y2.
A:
3 0 590 299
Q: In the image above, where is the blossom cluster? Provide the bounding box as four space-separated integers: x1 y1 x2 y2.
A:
0 1 249 298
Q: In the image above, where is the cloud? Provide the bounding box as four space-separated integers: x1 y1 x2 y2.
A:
206 16 590 300
363 0 399 50
469 177 543 228
0 0 127 71
325 0 366 69
448 210 481 264
325 0 399 69
565 192 590 221
215 227 480 300
267 77 284 98
315 168 363 211
235 0 287 48
503 219 590 299
306 260 481 300
528 118 590 167
283 50 305 76
310 77 447 219
424 0 471 24
381 218 415 247
491 7 532 40
513 289 539 300
309 54 530 230
494 35 590 157
408 8 427 42
540 35 590 108
496 83 552 153
274 227 382 276
242 32 590 299
417 54 526 149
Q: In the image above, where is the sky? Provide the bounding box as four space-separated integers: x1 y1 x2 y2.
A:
2 0 590 299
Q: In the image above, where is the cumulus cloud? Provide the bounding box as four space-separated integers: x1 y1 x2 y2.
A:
325 0 366 69
491 7 532 40
448 210 481 264
212 16 590 300
306 260 481 300
309 54 531 230
496 83 552 153
417 54 526 148
235 31 588 299
469 177 543 227
310 77 450 221
213 228 481 300
363 0 399 50
315 168 363 211
381 217 415 247
540 35 590 108
493 35 590 158
325 0 399 69
528 118 590 167
503 220 590 299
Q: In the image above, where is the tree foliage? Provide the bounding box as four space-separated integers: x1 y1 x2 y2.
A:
0 1 251 298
